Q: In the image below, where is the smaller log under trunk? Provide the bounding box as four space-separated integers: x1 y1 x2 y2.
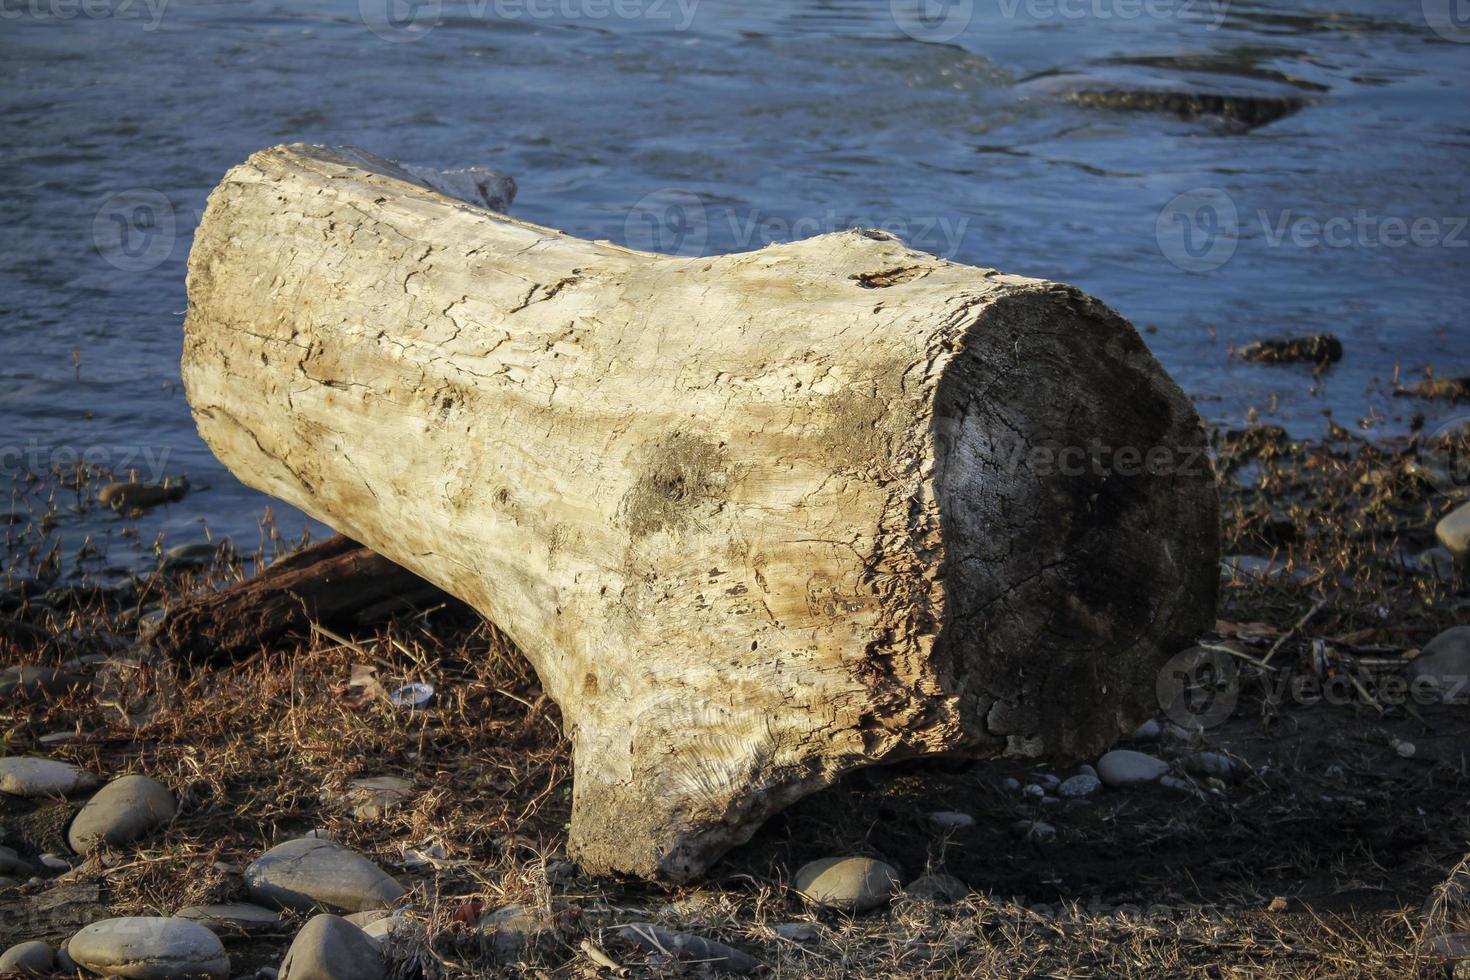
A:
152 535 448 661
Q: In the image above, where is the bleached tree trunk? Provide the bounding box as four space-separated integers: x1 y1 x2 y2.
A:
183 144 1218 881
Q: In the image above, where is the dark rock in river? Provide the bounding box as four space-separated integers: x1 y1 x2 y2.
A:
97 479 188 512
1398 377 1470 403
1235 334 1343 366
1067 88 1306 129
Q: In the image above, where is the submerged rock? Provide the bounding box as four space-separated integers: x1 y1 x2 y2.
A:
1067 88 1306 129
1236 334 1342 365
1399 377 1470 403
97 480 188 512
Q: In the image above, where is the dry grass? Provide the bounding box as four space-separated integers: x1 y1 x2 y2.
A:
1 421 1468 977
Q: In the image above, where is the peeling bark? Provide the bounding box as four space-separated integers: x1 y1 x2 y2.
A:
182 144 1219 881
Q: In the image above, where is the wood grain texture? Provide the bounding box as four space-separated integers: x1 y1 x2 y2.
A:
183 144 1218 880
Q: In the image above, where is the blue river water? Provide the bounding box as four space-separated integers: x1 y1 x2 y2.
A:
2 0 1468 574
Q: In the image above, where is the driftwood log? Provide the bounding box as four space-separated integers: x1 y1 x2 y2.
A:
182 144 1219 881
151 535 447 661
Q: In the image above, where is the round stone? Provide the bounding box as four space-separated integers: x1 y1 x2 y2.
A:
1436 502 1470 557
0 665 84 701
1058 773 1102 798
906 873 969 903
246 838 405 912
773 922 822 942
280 913 386 980
0 756 99 797
0 940 55 975
1409 626 1470 703
927 810 975 831
68 916 229 979
793 856 900 912
478 904 555 964
69 774 177 854
174 903 283 935
1096 749 1169 787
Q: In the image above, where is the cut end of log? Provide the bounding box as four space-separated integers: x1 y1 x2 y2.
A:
183 144 1218 881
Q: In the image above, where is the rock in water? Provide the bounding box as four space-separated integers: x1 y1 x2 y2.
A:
1097 750 1170 787
0 940 55 975
1437 503 1470 559
1235 334 1343 365
1067 88 1306 129
1408 626 1470 703
1400 377 1470 402
97 480 188 511
68 917 229 979
793 856 900 912
615 924 760 975
280 913 386 980
0 756 99 797
68 774 178 854
246 838 405 912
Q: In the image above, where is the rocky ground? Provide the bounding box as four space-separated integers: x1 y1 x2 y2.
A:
2 419 1469 978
